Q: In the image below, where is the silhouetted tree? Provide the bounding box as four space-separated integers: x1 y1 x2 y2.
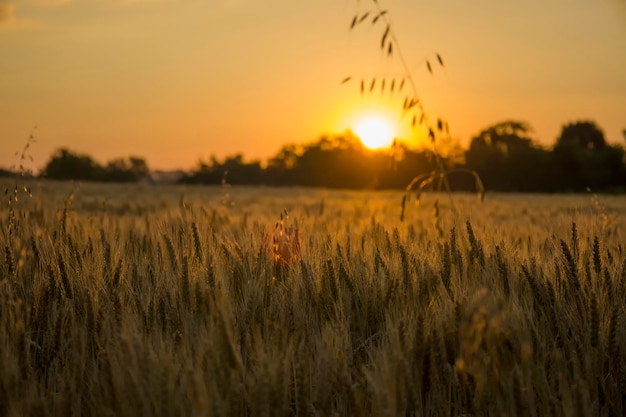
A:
265 145 301 185
375 145 440 189
37 122 626 191
553 121 625 191
104 156 149 182
181 154 263 185
43 148 104 181
556 121 606 150
129 157 149 179
260 133 443 189
465 121 553 191
221 154 263 185
291 135 373 188
42 149 150 182
0 168 16 178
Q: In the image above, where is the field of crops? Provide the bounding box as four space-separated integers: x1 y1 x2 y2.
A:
1 180 625 416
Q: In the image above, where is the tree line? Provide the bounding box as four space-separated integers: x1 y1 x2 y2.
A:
32 149 149 183
6 120 626 192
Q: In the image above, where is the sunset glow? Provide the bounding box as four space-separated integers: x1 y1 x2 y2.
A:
0 1 624 170
353 116 396 150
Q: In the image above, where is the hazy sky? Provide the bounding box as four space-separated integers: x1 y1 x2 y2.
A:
1 0 625 170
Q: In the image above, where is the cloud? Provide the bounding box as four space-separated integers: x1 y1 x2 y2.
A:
0 2 35 30
1 0 166 31
36 0 74 7
1 0 72 31
0 2 16 23
121 0 174 4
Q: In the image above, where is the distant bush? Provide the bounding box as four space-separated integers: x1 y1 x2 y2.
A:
42 148 149 183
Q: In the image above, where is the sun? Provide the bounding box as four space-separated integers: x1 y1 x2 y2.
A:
353 115 396 149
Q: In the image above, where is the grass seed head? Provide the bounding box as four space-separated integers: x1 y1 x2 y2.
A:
265 210 301 267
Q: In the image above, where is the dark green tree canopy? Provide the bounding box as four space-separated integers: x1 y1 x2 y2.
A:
556 120 606 150
552 120 625 191
42 148 149 182
29 120 625 192
464 120 554 191
43 148 102 181
468 120 533 153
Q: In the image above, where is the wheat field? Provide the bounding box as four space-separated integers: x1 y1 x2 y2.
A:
1 180 625 416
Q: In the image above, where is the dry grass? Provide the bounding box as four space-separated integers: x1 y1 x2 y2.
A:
1 180 625 416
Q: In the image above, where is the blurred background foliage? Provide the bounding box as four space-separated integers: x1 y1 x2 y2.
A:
5 119 625 192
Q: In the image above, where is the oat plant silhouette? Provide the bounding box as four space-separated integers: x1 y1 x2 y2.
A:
342 0 484 215
5 126 36 240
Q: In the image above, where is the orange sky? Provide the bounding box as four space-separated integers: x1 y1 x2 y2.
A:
1 0 625 171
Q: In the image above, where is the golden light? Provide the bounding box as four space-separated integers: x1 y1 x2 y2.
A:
353 115 397 149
